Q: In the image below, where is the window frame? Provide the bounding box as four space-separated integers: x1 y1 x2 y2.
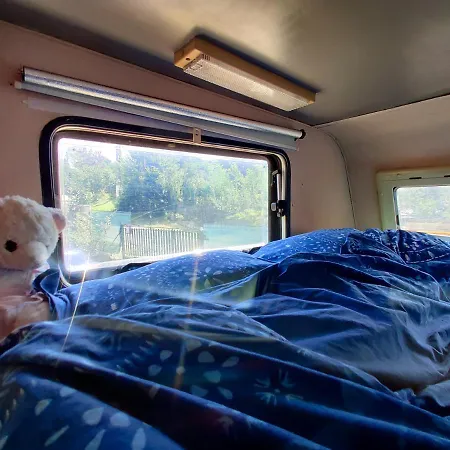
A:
377 167 450 230
40 117 290 283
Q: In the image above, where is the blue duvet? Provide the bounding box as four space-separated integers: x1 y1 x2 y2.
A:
1 229 450 449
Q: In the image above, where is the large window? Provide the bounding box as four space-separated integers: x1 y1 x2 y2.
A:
377 168 450 242
42 118 288 279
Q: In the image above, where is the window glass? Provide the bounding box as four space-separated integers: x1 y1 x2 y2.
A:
395 185 450 242
57 137 270 271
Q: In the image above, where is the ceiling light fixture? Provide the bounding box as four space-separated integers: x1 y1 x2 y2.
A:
174 37 315 111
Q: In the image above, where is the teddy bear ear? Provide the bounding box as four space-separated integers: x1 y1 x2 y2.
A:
50 208 66 232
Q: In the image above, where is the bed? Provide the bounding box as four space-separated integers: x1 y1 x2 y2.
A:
1 228 450 449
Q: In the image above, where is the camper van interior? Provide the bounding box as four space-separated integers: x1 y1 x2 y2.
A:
1 1 450 448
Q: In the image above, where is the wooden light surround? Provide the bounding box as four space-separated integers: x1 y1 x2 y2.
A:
174 37 315 111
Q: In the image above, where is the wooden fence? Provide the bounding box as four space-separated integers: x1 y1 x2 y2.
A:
120 225 204 258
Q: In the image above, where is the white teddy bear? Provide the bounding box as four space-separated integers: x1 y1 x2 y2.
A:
0 196 66 338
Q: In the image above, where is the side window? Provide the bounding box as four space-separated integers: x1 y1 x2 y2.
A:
395 186 450 241
42 119 289 280
377 168 450 242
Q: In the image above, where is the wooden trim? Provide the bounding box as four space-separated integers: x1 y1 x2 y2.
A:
174 37 315 104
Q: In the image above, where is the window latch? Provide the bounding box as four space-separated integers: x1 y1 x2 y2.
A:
271 170 286 217
271 200 287 217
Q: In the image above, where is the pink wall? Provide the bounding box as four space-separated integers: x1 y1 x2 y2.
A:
0 21 354 233
291 128 354 233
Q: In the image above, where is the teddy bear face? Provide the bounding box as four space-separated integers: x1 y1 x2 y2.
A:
0 196 65 271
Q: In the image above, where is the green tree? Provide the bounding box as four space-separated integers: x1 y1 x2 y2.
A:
66 211 114 261
62 147 119 261
63 144 270 261
117 152 169 218
63 147 117 209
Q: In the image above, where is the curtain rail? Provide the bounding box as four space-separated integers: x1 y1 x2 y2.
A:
15 68 306 150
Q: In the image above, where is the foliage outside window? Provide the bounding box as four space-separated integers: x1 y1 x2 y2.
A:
396 186 450 242
57 138 270 270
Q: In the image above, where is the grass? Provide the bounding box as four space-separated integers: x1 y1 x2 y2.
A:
92 199 116 212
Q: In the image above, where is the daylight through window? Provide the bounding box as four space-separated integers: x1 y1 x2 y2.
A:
396 185 450 242
57 137 270 271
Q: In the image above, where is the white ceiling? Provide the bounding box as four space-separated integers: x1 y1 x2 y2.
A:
2 0 450 125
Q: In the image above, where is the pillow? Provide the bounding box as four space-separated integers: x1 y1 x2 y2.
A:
253 229 354 262
344 229 450 263
43 250 273 318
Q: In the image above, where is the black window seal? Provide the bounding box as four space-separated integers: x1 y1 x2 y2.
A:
40 116 291 284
